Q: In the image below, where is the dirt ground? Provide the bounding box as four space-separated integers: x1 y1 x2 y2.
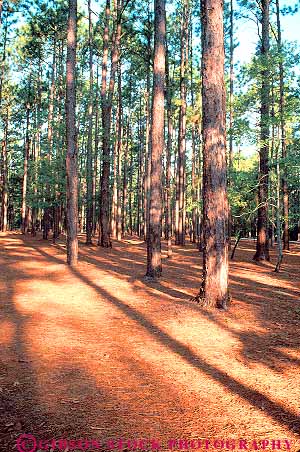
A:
0 232 300 452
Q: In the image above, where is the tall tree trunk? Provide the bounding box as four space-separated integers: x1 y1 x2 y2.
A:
93 64 100 235
111 118 118 239
276 0 289 250
143 7 151 242
21 104 30 234
66 0 78 266
99 0 123 248
165 44 173 258
228 0 234 249
43 40 57 240
193 0 229 309
86 0 94 245
229 0 234 170
1 109 8 232
175 0 189 246
128 126 133 235
122 119 128 236
190 25 198 245
98 0 110 246
274 127 283 272
254 0 270 261
116 62 123 241
146 0 166 278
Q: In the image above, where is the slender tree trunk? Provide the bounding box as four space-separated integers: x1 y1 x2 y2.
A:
146 0 166 278
93 64 100 235
275 127 283 272
1 109 8 232
66 0 78 266
254 0 270 261
122 120 128 236
193 0 229 309
276 0 289 250
128 126 133 235
190 25 198 244
111 118 118 238
175 1 189 246
21 105 30 234
116 63 123 241
228 0 234 250
43 40 57 240
229 0 234 169
144 9 151 242
86 0 94 245
99 0 123 248
98 0 110 246
166 44 173 258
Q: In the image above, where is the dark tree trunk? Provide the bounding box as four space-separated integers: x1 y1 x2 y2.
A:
86 0 94 245
116 62 123 241
165 44 173 258
1 109 8 232
21 105 30 235
254 0 270 261
194 0 229 309
66 0 78 266
146 0 166 278
122 120 128 236
143 8 151 242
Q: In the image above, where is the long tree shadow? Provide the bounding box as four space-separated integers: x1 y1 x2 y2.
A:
0 236 131 451
27 234 300 376
32 242 300 435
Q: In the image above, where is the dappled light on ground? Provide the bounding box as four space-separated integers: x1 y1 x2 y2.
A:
0 233 300 450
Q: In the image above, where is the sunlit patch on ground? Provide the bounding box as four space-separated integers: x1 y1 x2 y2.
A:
0 233 300 450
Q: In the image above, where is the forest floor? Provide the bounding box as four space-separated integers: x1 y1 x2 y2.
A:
0 232 300 452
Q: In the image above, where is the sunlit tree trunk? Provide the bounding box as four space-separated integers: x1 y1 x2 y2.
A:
66 0 78 266
194 0 229 309
146 0 166 278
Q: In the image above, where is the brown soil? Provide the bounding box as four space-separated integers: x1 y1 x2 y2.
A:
0 232 300 452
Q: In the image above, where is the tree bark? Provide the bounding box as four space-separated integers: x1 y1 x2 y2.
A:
66 0 78 266
166 44 173 258
193 0 230 309
276 0 289 250
175 0 189 246
99 0 123 248
86 0 94 245
253 0 270 261
146 0 166 278
1 109 8 232
21 104 30 235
